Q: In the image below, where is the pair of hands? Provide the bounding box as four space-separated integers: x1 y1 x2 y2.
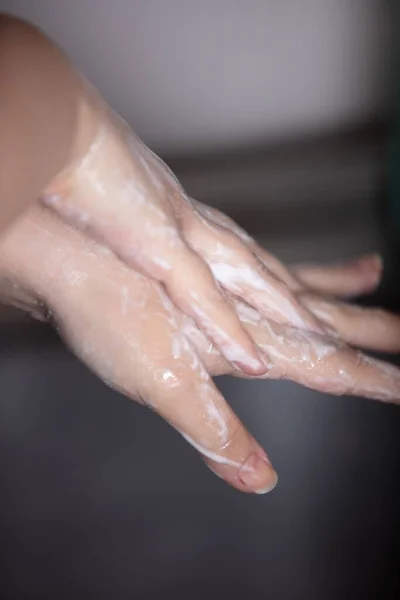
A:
1 100 399 495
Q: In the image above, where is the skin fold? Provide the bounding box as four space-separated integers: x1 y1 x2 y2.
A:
1 204 399 495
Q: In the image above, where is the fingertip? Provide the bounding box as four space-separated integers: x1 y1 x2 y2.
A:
353 253 383 293
232 352 270 376
254 472 279 495
206 452 278 495
358 253 383 272
238 453 278 494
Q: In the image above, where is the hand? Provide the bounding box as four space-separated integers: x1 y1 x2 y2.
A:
1 205 399 495
192 201 398 353
40 95 332 379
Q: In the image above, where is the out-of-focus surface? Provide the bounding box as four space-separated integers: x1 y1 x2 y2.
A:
0 2 399 599
1 314 400 599
0 0 392 154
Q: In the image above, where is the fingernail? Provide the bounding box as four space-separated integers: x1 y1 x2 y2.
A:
233 353 269 376
238 453 278 494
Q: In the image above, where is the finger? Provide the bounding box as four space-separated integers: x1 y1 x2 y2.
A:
161 241 270 376
292 254 382 298
179 303 400 402
85 273 277 494
192 199 300 289
138 328 277 494
193 201 384 299
301 293 400 353
172 303 400 406
233 301 400 402
185 206 326 333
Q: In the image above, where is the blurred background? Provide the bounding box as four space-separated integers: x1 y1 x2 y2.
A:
0 1 399 598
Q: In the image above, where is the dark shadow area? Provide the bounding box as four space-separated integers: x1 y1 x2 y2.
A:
0 324 400 599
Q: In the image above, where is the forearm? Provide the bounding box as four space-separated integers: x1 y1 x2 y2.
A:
0 14 96 236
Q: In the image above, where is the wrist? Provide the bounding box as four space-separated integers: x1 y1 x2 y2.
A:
42 76 106 198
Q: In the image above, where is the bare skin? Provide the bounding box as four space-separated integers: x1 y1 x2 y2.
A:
1 205 399 495
0 15 95 233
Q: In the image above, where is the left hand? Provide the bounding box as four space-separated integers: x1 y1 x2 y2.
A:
40 95 334 379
